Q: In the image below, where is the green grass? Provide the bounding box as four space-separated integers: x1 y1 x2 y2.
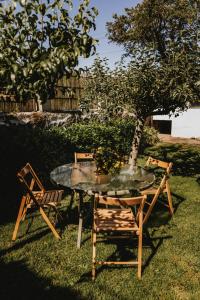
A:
1 147 200 300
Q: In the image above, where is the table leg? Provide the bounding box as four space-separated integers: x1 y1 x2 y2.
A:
77 191 84 249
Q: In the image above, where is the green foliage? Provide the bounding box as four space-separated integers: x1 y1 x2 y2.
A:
0 125 74 188
52 119 159 173
82 1 200 166
0 0 98 104
51 118 158 155
84 51 199 122
0 125 75 222
0 120 158 221
107 0 199 60
94 147 122 175
105 0 200 116
82 54 199 166
141 126 159 149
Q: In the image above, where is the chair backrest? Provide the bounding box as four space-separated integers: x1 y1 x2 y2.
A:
146 156 171 170
74 152 94 164
17 163 45 205
146 156 173 191
97 195 147 221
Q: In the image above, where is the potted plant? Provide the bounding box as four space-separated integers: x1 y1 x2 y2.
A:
94 147 124 175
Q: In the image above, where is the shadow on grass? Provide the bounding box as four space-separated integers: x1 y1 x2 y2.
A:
171 191 186 213
0 229 52 257
142 230 172 274
196 176 200 185
77 231 172 282
2 193 91 253
143 190 186 229
0 260 84 300
145 143 200 176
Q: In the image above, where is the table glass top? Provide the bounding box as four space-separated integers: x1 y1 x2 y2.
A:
50 161 155 192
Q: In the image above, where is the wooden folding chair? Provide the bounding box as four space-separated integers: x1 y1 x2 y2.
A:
141 157 173 224
74 152 94 164
12 163 64 241
92 194 147 280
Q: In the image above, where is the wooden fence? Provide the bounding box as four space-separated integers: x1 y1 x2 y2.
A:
43 76 83 111
0 76 84 113
0 98 37 113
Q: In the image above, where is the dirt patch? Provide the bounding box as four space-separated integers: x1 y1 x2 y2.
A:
158 134 200 146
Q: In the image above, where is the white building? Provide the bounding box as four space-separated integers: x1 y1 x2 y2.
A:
153 106 200 138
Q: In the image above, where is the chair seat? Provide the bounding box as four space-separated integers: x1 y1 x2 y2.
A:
94 208 138 232
141 187 167 195
33 190 64 205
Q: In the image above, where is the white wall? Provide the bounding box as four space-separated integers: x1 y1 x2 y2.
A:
153 108 200 138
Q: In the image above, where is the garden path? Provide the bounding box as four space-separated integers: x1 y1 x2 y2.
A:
159 134 200 146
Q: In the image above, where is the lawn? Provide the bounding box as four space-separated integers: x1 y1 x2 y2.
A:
0 144 200 300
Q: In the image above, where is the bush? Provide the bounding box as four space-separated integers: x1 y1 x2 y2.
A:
51 118 159 157
0 119 158 223
0 126 75 223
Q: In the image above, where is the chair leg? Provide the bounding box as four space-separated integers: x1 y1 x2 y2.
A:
138 214 143 279
166 181 174 215
39 207 61 239
92 228 96 280
77 191 84 248
12 196 27 241
143 190 160 224
50 205 63 225
21 205 28 221
25 215 34 234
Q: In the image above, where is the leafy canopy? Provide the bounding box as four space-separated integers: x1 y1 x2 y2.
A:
0 0 98 103
83 52 199 121
105 0 200 117
104 0 200 166
107 0 199 60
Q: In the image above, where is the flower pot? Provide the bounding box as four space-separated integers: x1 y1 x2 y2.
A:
95 174 111 184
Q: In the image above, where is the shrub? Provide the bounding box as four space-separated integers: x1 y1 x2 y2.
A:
0 119 158 222
51 118 159 157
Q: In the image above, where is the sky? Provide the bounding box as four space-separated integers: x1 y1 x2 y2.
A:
77 0 142 69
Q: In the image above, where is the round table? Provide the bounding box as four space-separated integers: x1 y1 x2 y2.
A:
50 161 155 193
50 161 155 247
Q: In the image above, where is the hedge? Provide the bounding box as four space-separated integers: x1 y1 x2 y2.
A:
0 119 158 223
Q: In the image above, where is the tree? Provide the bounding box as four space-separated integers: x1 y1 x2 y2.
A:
0 0 98 110
105 0 200 166
107 0 199 60
83 47 200 166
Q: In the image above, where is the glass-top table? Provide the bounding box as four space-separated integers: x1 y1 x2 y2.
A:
50 161 155 193
50 161 155 248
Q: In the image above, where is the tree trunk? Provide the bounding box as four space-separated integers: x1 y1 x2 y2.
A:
36 94 43 112
129 117 145 168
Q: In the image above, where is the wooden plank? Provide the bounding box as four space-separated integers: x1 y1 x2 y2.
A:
95 261 138 265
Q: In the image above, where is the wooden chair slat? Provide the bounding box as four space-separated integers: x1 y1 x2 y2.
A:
98 195 145 207
74 152 94 164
